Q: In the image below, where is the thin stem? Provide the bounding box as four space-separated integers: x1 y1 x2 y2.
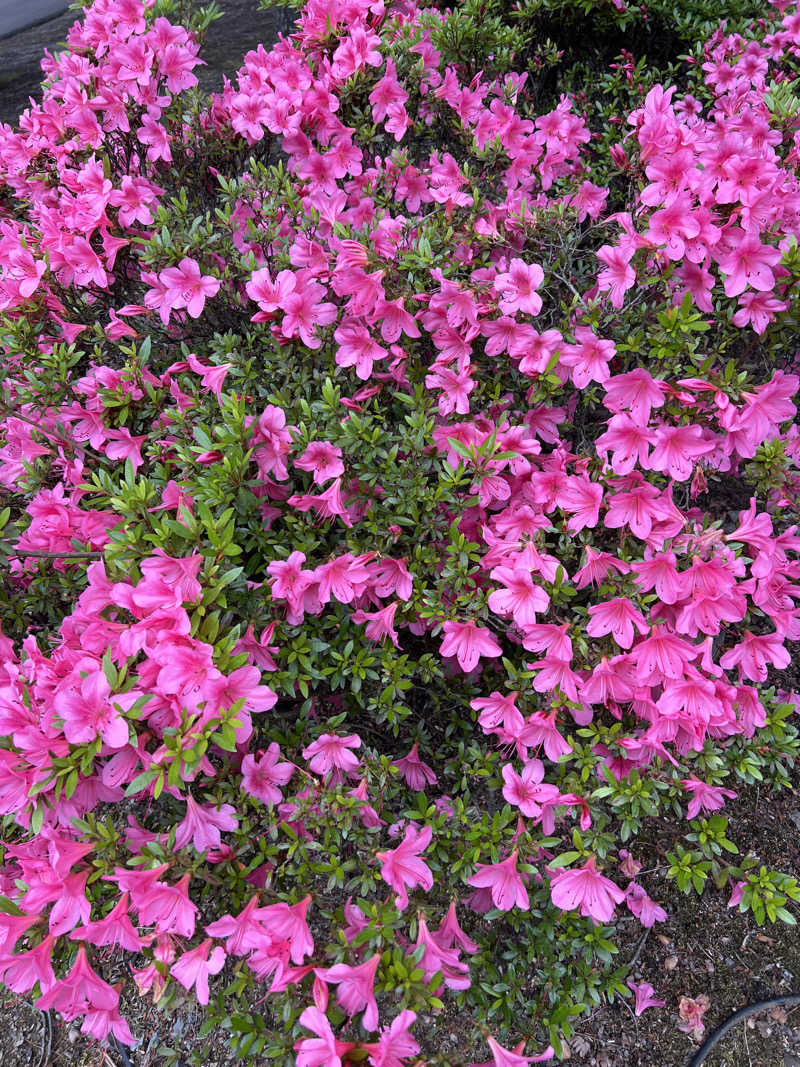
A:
1 546 103 560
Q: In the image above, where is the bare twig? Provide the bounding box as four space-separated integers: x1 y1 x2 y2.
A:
35 1009 52 1067
627 926 652 970
1 546 103 560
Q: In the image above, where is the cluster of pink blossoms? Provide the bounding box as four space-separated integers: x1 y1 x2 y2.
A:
0 0 796 1060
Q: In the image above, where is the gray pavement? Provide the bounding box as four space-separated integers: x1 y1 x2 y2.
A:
0 0 294 126
0 0 68 40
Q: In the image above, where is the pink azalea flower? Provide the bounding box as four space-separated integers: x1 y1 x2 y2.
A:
49 871 91 937
648 424 715 482
108 863 171 911
549 856 625 923
362 1008 420 1066
596 414 655 475
295 441 345 485
719 630 790 682
425 362 476 415
69 892 142 952
170 938 226 1005
0 913 37 956
294 1006 356 1067
628 980 666 1015
521 624 573 659
348 779 385 828
392 742 437 791
586 597 649 650
517 712 573 762
433 900 479 955
579 654 636 705
494 258 545 317
159 257 220 319
440 619 502 673
368 556 413 601
471 692 525 734
343 898 369 944
625 883 667 927
36 945 118 1020
288 477 354 527
376 824 434 910
280 276 337 349
80 1005 135 1047
630 551 682 604
731 291 788 335
137 873 198 938
501 760 559 818
727 879 747 909
234 623 279 672
603 369 666 426
557 475 604 532
596 243 636 308
103 427 147 472
471 1036 554 1066
174 796 238 853
255 896 314 965
315 953 380 1030
205 894 272 956
413 915 472 991
302 733 361 778
314 552 375 606
335 319 388 379
246 266 296 314
677 994 710 1040
618 850 642 879
351 601 401 648
716 228 782 297
681 778 737 820
0 933 56 994
527 655 581 702
560 327 616 388
631 629 695 686
53 667 129 749
241 743 294 806
488 567 550 627
185 353 231 400
467 850 529 912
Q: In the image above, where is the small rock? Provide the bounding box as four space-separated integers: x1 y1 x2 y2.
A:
664 955 679 970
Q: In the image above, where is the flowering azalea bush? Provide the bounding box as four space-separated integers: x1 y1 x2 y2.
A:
0 0 799 1061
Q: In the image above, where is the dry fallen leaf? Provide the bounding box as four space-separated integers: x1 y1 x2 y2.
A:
664 955 679 970
570 1034 591 1057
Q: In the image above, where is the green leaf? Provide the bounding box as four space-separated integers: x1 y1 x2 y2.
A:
0 895 24 916
548 851 581 869
125 768 159 798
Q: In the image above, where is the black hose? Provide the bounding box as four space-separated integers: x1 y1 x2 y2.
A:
109 1033 134 1067
687 993 800 1066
